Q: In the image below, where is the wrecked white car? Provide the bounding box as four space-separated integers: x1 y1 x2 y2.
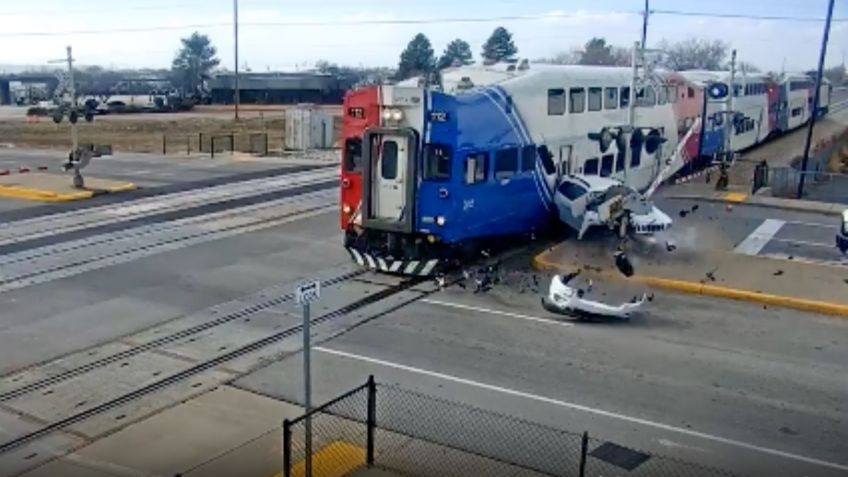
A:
541 273 647 320
553 175 672 240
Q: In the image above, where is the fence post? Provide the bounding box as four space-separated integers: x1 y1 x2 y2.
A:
366 375 376 467
578 431 588 477
230 133 235 153
162 134 166 155
264 132 269 156
198 132 203 154
186 135 191 156
211 137 216 158
282 419 292 477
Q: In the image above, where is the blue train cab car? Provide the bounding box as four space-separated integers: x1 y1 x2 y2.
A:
346 85 556 276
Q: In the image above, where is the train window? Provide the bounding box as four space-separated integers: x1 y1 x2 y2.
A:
569 88 585 113
380 141 399 180
620 87 630 108
687 87 695 98
631 147 641 168
666 86 677 103
600 154 614 177
343 138 362 172
424 144 451 181
521 145 536 172
658 86 668 105
604 87 618 109
494 148 518 180
588 87 602 111
584 157 599 175
537 145 556 175
558 181 588 201
547 88 566 115
464 152 488 184
744 84 750 96
615 150 625 172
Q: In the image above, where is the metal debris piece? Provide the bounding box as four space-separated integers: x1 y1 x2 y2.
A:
773 270 784 276
614 250 635 277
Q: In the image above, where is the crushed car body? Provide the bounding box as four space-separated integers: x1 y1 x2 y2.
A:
553 175 672 240
541 273 647 320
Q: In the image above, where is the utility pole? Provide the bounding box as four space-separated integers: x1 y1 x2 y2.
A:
797 0 835 199
641 0 650 50
233 0 240 120
724 49 736 163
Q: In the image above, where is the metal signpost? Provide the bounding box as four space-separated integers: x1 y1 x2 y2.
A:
295 279 320 477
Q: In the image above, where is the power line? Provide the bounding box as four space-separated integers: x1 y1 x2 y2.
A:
1 10 846 38
652 9 847 23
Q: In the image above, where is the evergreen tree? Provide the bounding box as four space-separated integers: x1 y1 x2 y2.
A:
481 27 518 63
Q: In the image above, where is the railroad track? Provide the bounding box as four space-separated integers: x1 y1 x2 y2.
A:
0 270 433 462
0 182 337 293
0 167 337 248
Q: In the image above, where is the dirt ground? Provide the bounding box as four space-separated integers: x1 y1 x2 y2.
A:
0 106 343 155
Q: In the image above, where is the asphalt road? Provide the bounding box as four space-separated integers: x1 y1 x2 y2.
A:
656 196 846 267
235 272 848 477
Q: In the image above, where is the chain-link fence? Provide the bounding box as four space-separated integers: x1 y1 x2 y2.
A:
282 377 741 477
283 379 373 477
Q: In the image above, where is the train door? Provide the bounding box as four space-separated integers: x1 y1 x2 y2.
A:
373 135 406 219
362 128 418 232
558 145 573 180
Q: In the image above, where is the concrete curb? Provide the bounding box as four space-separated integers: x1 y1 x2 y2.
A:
532 249 848 318
0 182 136 202
666 194 844 216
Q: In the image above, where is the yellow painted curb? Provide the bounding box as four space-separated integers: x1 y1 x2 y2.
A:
722 192 748 203
107 182 137 193
532 249 848 318
0 185 94 202
271 441 365 477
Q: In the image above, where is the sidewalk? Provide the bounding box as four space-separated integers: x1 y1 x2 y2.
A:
533 236 848 318
19 386 301 477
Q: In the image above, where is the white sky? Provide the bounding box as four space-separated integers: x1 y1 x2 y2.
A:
0 0 846 73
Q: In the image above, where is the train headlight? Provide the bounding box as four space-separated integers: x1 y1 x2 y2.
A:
382 108 403 122
343 204 352 214
436 215 446 226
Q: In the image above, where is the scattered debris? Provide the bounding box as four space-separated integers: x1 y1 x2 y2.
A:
691 205 699 212
706 271 716 282
788 255 794 260
773 270 784 276
614 250 635 277
679 209 690 218
843 279 848 285
665 241 677 252
725 204 733 212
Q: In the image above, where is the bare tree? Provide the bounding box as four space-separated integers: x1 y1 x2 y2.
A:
658 38 729 71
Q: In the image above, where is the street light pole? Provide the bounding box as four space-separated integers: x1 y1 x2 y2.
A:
233 0 240 120
641 0 649 50
797 0 835 199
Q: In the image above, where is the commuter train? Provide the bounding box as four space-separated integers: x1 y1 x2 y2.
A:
339 63 830 275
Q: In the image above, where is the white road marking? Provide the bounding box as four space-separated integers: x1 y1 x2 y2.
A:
315 346 848 472
783 220 838 230
734 219 786 255
421 299 574 328
769 237 836 249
